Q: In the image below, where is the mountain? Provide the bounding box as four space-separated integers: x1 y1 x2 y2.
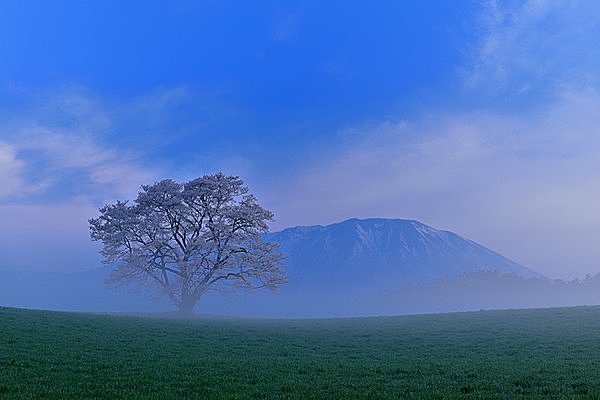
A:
266 218 539 289
0 218 542 317
201 218 541 317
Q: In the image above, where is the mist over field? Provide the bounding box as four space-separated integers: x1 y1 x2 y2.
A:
3 268 600 318
2 218 599 317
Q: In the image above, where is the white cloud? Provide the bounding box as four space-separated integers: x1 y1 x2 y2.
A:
0 140 50 199
464 0 600 95
0 141 27 199
1 125 157 204
0 84 236 273
269 2 600 279
270 88 600 279
0 88 178 273
0 88 167 204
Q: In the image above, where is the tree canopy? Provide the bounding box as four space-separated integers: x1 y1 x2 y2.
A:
89 173 286 313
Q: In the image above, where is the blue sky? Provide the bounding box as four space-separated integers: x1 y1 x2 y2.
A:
1 1 600 278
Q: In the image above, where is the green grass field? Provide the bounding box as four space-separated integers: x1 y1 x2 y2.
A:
1 306 600 399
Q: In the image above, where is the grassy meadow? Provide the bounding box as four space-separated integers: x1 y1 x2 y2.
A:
1 305 600 399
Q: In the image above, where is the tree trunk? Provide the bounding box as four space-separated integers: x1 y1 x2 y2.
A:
178 295 198 315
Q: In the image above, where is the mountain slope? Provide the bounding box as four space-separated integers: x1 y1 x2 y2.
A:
266 218 539 290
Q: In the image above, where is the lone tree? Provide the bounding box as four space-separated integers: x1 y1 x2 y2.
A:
89 173 286 314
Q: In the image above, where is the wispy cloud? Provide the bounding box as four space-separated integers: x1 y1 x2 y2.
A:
272 9 302 42
464 0 600 98
269 0 600 280
1 126 156 204
0 141 29 199
271 88 600 278
0 83 252 272
0 87 174 204
0 87 171 272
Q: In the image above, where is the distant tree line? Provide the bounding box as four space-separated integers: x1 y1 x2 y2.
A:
385 271 600 314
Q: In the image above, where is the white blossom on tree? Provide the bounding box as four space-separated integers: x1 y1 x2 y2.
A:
89 173 286 313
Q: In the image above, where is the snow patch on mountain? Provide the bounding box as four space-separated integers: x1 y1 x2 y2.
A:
266 218 541 288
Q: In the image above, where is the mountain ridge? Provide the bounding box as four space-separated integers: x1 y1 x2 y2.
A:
266 218 540 290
